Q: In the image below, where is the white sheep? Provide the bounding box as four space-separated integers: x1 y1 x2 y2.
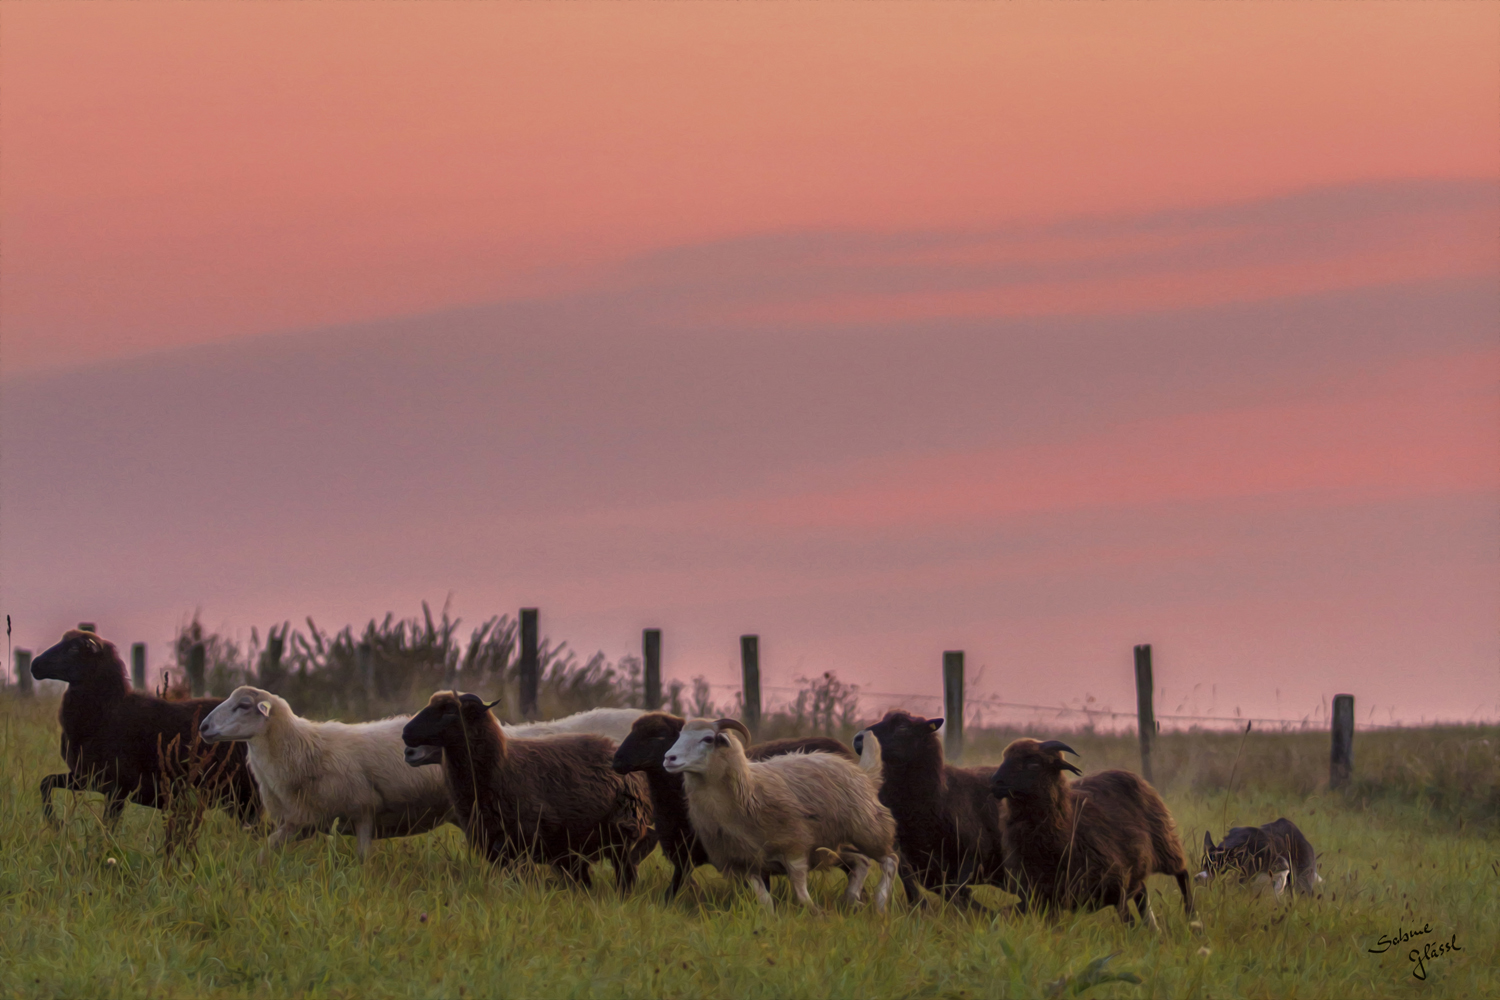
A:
663 718 899 913
200 688 644 858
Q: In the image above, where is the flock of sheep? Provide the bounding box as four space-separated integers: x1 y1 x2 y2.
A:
29 628 1320 921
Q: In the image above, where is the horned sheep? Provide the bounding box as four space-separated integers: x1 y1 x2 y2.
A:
990 738 1194 927
401 691 656 889
663 718 899 913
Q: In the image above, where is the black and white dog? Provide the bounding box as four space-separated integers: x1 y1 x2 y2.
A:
1199 818 1321 896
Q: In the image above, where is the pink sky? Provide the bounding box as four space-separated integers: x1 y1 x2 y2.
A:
2 3 1497 725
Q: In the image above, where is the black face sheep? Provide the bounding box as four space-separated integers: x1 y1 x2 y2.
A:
1200 818 1321 896
611 711 856 900
990 738 1193 927
30 630 258 825
663 718 898 913
854 711 1007 909
401 691 656 890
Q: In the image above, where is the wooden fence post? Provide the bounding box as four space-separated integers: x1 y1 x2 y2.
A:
519 608 539 720
643 628 662 710
187 642 206 697
261 627 286 689
943 650 965 762
131 643 147 690
740 635 761 735
15 649 32 697
1134 644 1155 784
1330 693 1354 789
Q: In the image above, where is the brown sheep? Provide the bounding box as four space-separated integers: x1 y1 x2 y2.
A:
855 711 1006 909
990 738 1193 927
401 691 655 890
30 630 258 825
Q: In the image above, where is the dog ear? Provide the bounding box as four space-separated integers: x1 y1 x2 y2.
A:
927 718 944 734
257 701 272 717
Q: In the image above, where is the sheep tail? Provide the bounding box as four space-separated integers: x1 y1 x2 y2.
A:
856 728 884 787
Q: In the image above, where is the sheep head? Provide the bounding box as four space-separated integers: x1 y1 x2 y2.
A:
861 710 944 766
990 738 1081 800
200 685 279 742
662 717 745 774
402 690 501 765
612 711 686 774
30 629 126 687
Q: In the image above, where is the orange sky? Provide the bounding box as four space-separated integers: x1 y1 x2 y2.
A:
3 2 1496 371
2 3 1497 725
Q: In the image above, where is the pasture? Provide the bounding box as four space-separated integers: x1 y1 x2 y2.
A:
1 694 1495 999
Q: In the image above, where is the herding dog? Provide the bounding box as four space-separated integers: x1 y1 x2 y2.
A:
1199 818 1321 896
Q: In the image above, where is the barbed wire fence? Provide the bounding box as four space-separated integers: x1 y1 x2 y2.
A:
700 681 1411 733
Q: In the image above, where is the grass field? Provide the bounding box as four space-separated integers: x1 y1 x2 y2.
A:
1 695 1495 999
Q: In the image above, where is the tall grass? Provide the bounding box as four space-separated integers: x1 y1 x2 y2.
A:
965 725 1500 830
167 605 873 735
1 694 1495 999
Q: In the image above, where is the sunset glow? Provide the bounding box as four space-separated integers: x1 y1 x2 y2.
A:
2 2 1496 725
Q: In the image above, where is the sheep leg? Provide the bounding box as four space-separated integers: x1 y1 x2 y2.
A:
1129 884 1159 930
942 854 990 912
265 821 299 853
664 861 692 901
613 848 639 894
40 771 86 823
874 854 899 914
842 853 872 907
748 873 776 912
555 855 594 888
897 857 928 908
103 788 129 825
1174 870 1195 915
355 813 374 861
786 857 822 914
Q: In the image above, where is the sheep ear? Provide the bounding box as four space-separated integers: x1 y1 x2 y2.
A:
1204 831 1215 852
256 701 272 717
1058 760 1082 775
927 718 944 733
713 733 730 748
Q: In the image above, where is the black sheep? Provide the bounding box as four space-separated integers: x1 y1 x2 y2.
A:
30 630 258 824
610 712 855 899
855 710 1006 908
991 738 1193 926
402 691 656 890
